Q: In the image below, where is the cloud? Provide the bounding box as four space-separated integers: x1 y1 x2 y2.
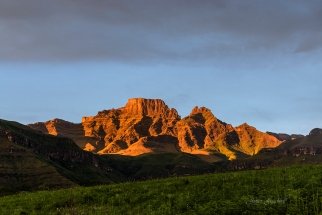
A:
0 0 322 62
295 34 322 53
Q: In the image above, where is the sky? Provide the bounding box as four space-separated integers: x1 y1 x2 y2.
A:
0 0 322 134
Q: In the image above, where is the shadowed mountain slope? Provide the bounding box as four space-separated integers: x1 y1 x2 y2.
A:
1 119 220 194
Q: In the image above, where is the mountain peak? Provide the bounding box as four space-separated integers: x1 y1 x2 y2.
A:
190 106 212 115
309 128 322 136
124 98 179 118
47 118 73 124
237 123 253 128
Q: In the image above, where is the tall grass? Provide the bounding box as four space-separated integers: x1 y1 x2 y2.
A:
0 165 321 214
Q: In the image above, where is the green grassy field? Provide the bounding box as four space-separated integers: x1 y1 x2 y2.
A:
0 165 321 215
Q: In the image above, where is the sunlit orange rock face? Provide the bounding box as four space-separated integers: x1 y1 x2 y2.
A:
176 107 239 159
29 98 281 159
29 119 97 151
82 98 180 154
235 123 281 155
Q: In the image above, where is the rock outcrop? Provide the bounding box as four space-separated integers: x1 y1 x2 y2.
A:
176 107 237 159
235 123 281 155
29 98 282 159
175 107 281 159
81 98 180 154
118 135 179 156
29 118 97 151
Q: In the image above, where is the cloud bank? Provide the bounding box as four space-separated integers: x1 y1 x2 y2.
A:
0 0 321 62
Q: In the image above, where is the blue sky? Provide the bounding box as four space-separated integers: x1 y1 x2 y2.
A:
1 0 322 134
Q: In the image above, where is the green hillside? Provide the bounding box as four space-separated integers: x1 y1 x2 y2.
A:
0 119 126 192
0 136 76 196
0 119 220 195
0 165 321 215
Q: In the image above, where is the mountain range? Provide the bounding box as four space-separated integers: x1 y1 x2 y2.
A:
29 98 282 160
0 98 321 194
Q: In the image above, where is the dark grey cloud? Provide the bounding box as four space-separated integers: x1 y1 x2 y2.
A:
0 0 322 62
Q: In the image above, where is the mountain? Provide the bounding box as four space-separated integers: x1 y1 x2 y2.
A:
275 128 322 156
30 118 97 151
29 98 282 160
266 132 304 141
2 98 322 195
175 107 281 159
0 119 218 194
0 119 128 194
234 123 281 155
226 128 322 170
0 122 75 195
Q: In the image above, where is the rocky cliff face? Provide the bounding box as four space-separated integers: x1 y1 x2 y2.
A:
175 107 281 159
81 98 180 154
176 107 237 159
29 118 97 152
235 123 281 155
29 98 282 159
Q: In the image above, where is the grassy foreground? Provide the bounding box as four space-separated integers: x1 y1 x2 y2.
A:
0 165 321 215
